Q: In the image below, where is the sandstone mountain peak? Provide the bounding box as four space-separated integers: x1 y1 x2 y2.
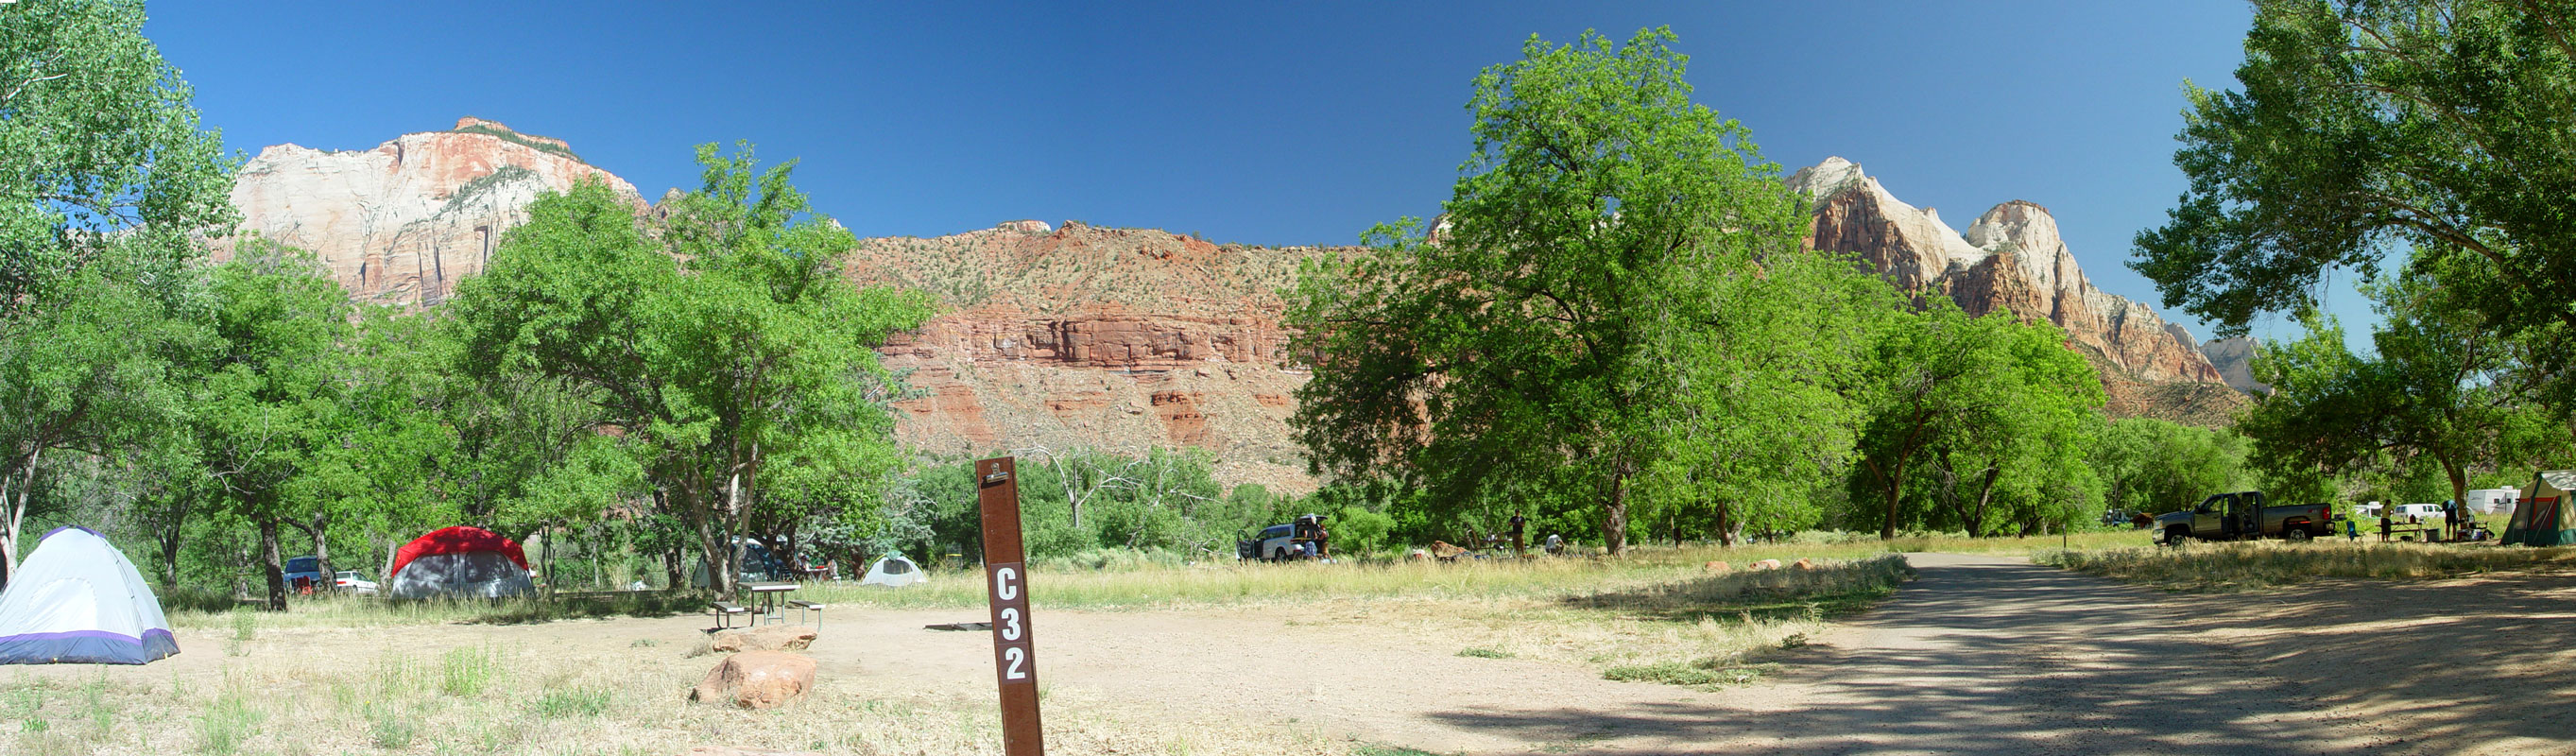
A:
1793 157 2241 422
220 118 641 308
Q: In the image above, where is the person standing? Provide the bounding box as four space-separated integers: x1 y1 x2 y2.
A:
2445 501 2459 541
1509 511 1528 555
2379 512 2393 542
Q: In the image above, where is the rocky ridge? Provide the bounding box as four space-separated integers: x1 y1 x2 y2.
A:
1788 157 2244 424
218 117 643 308
225 123 2249 495
841 221 1327 492
2200 337 2267 393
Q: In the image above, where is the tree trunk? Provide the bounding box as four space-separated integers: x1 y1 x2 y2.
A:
159 526 182 590
1604 467 1630 556
2443 455 2470 538
258 516 287 611
1714 500 1740 547
0 447 39 589
662 546 680 592
1878 457 1908 541
308 510 331 588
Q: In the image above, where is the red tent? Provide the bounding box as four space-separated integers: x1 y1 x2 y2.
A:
389 526 528 582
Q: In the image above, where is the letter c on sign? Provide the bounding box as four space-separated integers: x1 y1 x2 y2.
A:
995 566 1020 601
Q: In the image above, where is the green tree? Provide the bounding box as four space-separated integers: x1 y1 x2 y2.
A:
2238 262 2555 513
1849 304 2106 538
0 0 235 585
450 146 934 599
2092 418 2252 517
1288 28 1856 555
2132 0 2576 350
191 241 352 610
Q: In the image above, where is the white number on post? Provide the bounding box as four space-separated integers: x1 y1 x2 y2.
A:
1001 607 1022 641
1003 646 1028 679
995 566 1020 601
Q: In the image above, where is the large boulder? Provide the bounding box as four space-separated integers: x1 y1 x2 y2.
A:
710 625 817 653
690 650 818 709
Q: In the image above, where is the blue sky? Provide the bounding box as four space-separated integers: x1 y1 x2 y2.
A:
146 1 2341 346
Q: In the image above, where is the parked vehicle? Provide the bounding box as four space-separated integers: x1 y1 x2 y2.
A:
283 556 325 591
333 570 380 594
2395 503 2446 520
1237 514 1329 561
2155 491 2333 544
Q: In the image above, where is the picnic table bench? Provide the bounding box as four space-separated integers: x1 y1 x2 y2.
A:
708 601 749 629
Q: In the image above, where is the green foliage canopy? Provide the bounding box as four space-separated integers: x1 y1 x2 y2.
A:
1287 27 1883 554
449 145 934 598
2133 0 2576 349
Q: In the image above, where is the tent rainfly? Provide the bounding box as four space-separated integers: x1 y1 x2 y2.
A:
2505 471 2576 547
388 526 536 599
858 554 926 588
0 526 179 664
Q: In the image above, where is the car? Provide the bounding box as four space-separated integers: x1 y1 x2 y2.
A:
283 556 325 591
1240 524 1298 561
334 570 380 594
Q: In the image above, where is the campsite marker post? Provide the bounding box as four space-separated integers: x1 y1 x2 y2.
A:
977 455 1045 755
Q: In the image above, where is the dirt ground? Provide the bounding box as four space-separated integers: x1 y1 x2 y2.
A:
16 553 2576 754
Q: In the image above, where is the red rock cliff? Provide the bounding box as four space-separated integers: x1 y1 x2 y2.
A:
219 117 642 307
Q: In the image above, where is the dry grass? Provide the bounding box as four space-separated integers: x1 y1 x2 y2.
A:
2036 540 2576 592
0 635 1356 756
163 592 705 632
803 533 2132 613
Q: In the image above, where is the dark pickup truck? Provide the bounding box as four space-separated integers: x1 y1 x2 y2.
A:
2155 491 2333 544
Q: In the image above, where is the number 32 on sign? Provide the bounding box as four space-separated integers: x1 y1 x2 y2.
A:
978 456 1044 755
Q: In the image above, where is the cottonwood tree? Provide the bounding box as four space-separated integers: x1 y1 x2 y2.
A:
2239 259 2559 511
1849 304 2105 539
2092 418 2253 517
0 0 235 585
449 145 933 599
1289 28 1872 555
2133 0 2576 352
191 242 352 610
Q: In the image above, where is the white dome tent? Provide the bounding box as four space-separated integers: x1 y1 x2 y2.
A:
858 554 926 588
0 526 179 664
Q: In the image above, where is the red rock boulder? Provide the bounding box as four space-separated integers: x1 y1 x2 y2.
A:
690 650 817 710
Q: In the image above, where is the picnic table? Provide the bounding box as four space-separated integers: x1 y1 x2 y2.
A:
742 580 798 625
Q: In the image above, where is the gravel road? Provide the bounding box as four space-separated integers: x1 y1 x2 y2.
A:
1431 552 2379 755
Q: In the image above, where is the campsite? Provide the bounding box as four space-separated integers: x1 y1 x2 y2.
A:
23 1 2576 754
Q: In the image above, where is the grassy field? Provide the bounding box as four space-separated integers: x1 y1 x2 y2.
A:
43 539 1985 755
2036 539 2576 592
0 632 1356 756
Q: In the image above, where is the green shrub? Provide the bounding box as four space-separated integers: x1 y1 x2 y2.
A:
1333 507 1397 556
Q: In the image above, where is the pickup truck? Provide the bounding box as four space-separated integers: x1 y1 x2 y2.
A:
2155 491 2333 544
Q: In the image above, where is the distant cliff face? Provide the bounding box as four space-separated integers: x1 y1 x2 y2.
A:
841 221 1331 493
219 117 643 308
227 124 2249 492
2200 337 2267 394
1788 157 2242 423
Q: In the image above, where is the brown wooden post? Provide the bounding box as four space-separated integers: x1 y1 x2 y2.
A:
977 456 1044 754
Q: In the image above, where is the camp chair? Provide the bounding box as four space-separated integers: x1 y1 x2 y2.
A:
292 576 315 595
